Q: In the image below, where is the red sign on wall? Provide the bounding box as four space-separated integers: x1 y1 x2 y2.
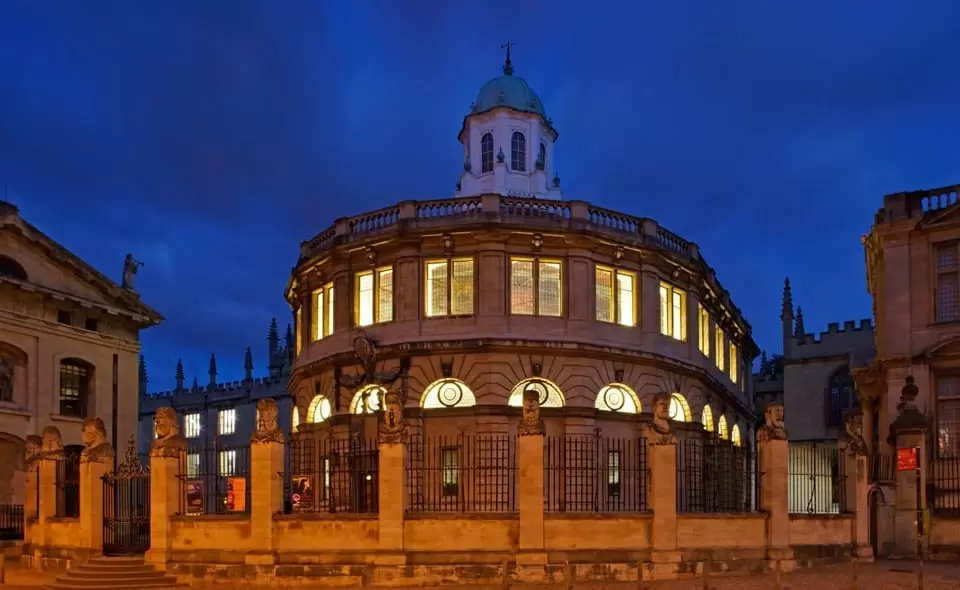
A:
897 447 918 472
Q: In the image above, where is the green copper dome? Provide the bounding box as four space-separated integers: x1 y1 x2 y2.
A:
471 47 547 118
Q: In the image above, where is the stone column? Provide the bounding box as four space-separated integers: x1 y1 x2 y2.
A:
887 375 929 558
757 402 794 569
247 398 286 566
78 420 114 554
145 407 187 567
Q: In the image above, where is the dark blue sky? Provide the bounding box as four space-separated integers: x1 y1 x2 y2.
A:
2 1 959 391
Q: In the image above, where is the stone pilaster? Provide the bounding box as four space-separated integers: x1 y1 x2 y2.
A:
144 454 180 566
246 440 284 565
79 458 110 553
758 438 795 568
36 456 57 552
648 442 680 577
376 442 406 564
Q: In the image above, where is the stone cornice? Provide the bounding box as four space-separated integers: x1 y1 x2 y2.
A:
0 277 157 328
0 307 142 353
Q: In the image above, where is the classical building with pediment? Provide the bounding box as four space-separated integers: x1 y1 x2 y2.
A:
0 200 161 504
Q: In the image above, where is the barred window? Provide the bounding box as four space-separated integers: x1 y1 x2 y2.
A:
511 131 526 172
441 447 459 497
481 133 494 173
186 452 200 477
826 366 858 428
218 408 236 435
425 258 475 317
607 450 621 497
659 282 686 340
596 265 636 326
59 359 92 418
218 449 237 476
937 375 960 458
311 282 335 340
698 304 711 357
936 242 960 322
355 267 393 327
184 412 201 439
511 258 562 316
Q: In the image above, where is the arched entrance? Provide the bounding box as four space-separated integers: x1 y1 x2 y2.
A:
868 484 886 558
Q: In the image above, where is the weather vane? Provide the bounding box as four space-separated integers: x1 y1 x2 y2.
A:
501 40 516 75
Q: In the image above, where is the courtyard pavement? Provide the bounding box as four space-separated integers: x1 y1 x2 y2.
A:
2 560 959 589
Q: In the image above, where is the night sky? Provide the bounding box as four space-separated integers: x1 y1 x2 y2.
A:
2 1 959 391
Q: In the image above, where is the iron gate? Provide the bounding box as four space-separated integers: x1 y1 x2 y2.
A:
102 441 150 555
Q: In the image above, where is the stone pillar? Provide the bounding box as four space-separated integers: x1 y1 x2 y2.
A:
852 454 872 560
887 375 929 558
839 411 873 560
648 442 680 575
22 436 42 555
758 438 794 567
78 451 112 553
377 442 407 563
247 398 287 565
36 426 66 557
516 432 546 577
144 407 188 567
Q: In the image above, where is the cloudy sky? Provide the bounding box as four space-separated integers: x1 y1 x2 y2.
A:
1 1 959 391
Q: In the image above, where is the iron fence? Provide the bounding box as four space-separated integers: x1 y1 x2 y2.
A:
930 455 960 515
677 438 757 513
407 434 517 513
544 435 648 513
787 442 845 514
178 445 251 516
284 437 379 515
0 504 23 540
55 447 81 518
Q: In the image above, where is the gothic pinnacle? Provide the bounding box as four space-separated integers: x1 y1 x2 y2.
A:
208 353 217 386
244 346 254 380
175 359 184 390
780 277 793 321
794 306 805 338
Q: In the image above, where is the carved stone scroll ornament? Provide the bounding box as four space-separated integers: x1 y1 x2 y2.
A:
517 386 544 436
150 406 188 458
251 398 285 444
840 410 868 457
644 392 676 445
41 426 64 459
23 434 42 472
756 402 788 442
80 416 115 463
378 389 406 444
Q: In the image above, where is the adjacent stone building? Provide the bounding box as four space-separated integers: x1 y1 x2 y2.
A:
0 201 161 504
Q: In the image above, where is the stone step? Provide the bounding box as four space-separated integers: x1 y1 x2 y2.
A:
43 557 185 590
44 584 188 590
65 569 169 580
73 563 157 574
54 576 181 586
85 556 145 566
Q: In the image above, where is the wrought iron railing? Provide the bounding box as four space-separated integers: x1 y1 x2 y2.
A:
0 504 23 540
787 442 846 514
178 445 251 516
284 437 379 515
544 435 648 513
677 438 757 513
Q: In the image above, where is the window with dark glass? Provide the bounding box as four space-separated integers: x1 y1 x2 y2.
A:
510 131 526 171
537 143 546 170
936 242 960 322
826 366 858 427
936 375 960 458
0 256 27 281
57 310 72 325
59 360 90 418
481 133 494 173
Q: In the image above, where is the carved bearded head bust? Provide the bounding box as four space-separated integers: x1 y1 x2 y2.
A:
81 417 107 447
41 426 63 455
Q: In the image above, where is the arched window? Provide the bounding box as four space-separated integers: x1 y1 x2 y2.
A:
306 394 333 423
59 359 93 418
537 143 546 170
481 133 494 173
718 415 729 440
0 256 27 281
349 385 386 414
292 405 301 432
420 378 477 409
731 424 742 447
510 132 526 172
595 384 640 413
668 392 691 422
701 404 715 432
507 378 564 408
826 366 858 427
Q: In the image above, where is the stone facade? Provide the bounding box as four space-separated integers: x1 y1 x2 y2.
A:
0 200 161 506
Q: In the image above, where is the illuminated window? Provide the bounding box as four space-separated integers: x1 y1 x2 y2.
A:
596 266 636 327
729 341 739 383
292 406 300 432
295 307 303 356
607 450 621 497
306 395 333 423
718 415 729 440
218 449 238 476
715 330 725 371
595 384 641 413
511 131 526 172
659 282 686 341
184 412 201 439
186 453 200 478
218 408 236 435
355 267 393 327
698 304 711 357
441 447 459 496
510 258 562 317
937 375 960 458
668 393 691 422
507 378 565 408
481 133 494 173
425 258 475 317
701 405 714 432
311 283 335 340
420 379 477 409
349 385 386 414
935 242 960 322
731 424 742 447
